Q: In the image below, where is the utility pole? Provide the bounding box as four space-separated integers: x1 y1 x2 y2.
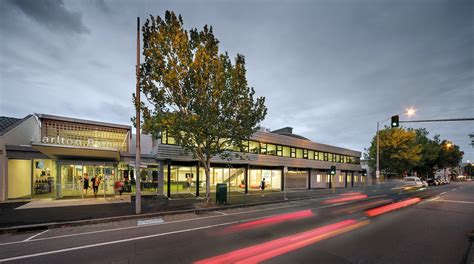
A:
135 17 141 215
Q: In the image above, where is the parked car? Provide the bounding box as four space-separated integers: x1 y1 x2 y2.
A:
403 176 424 187
425 178 437 186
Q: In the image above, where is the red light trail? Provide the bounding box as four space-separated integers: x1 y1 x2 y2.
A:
365 197 421 217
195 219 369 264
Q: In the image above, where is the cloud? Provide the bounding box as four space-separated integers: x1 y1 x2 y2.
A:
6 0 89 34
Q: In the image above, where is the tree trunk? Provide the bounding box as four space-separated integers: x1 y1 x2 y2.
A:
205 158 211 204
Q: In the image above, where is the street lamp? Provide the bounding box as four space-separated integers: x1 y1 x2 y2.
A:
376 108 416 181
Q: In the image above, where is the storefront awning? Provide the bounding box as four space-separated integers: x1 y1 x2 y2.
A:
31 143 120 161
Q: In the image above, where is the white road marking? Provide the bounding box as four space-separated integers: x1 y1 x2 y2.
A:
427 197 440 202
440 192 447 195
451 189 457 191
0 201 312 246
437 199 474 204
214 211 228 215
23 230 48 242
137 218 164 226
0 220 244 262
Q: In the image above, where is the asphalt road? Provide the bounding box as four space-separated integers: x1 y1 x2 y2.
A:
0 181 472 264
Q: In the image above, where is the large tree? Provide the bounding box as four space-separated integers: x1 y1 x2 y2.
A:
367 127 422 176
136 11 267 203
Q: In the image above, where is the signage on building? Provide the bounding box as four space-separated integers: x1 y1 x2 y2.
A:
41 136 118 150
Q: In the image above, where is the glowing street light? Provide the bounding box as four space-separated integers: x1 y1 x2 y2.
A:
406 108 416 117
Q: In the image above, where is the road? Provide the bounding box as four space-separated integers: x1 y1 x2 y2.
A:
0 181 473 263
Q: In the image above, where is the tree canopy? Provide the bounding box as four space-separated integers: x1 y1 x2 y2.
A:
366 127 464 178
136 11 267 203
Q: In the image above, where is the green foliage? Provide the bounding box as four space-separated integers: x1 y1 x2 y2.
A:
368 128 421 175
136 11 267 203
367 127 464 178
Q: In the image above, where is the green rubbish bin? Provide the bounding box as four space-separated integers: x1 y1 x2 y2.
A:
216 183 227 205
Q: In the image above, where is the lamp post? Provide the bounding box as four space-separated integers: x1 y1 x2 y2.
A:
376 108 415 182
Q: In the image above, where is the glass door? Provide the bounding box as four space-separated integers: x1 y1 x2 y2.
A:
60 164 83 198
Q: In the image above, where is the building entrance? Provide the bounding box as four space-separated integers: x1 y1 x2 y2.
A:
58 162 117 199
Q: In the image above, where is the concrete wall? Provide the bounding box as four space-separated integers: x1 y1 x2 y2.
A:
310 170 328 188
0 116 40 201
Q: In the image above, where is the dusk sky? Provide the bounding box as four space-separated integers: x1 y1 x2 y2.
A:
1 0 473 161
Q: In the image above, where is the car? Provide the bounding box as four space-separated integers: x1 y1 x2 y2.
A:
425 178 437 186
403 176 424 187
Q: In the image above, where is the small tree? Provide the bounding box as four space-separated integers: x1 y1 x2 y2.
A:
136 11 267 203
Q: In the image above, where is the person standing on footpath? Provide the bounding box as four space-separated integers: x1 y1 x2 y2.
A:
83 173 90 195
260 178 266 197
91 175 100 198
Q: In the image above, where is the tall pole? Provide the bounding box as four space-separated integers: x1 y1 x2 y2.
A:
135 17 141 214
376 121 380 182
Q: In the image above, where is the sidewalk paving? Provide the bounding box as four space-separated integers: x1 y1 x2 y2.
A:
0 186 370 230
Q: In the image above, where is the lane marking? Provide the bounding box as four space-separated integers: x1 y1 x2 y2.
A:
427 197 440 202
0 204 358 263
23 230 48 242
440 192 447 195
0 201 315 246
437 199 474 204
214 211 228 216
137 218 164 226
0 194 384 247
0 220 245 262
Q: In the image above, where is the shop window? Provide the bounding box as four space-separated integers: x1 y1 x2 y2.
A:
296 148 303 159
267 144 277 155
8 159 32 199
260 143 267 154
276 145 283 156
249 141 260 153
283 146 291 157
316 174 321 182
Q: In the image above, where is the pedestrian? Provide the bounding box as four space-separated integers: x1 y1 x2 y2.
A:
187 175 192 190
260 177 266 197
91 175 100 198
115 180 124 196
83 173 89 195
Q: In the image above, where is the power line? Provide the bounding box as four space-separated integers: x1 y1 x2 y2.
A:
400 118 474 123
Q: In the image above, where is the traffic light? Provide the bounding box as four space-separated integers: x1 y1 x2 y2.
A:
330 166 336 175
391 115 399 128
362 169 367 177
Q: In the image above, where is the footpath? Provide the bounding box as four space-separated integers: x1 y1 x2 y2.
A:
0 186 375 233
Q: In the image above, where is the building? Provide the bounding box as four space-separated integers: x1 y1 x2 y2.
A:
0 113 362 201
